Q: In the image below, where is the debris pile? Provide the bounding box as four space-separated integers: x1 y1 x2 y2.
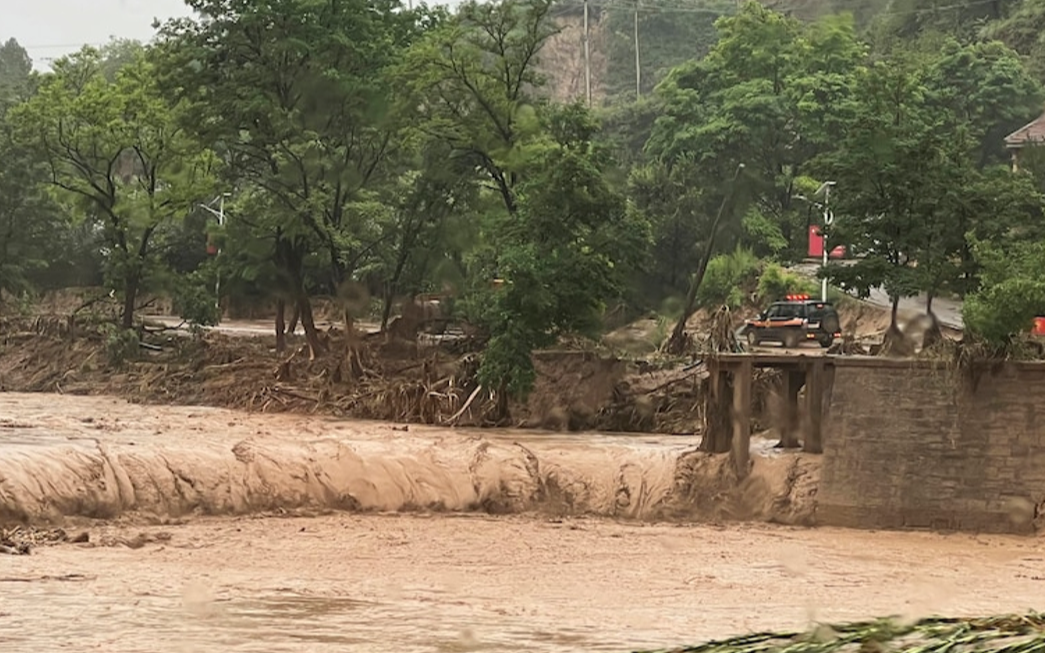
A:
638 613 1045 653
0 526 88 555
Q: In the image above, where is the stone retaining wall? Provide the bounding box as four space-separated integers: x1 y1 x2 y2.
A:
819 358 1045 533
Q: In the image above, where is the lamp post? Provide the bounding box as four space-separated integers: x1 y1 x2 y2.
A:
199 193 231 312
814 181 836 302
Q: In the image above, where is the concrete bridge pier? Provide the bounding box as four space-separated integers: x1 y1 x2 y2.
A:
705 354 832 479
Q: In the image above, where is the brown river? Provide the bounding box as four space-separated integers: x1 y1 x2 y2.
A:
1 393 1043 652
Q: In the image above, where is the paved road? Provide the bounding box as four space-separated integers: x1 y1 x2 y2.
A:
791 262 964 330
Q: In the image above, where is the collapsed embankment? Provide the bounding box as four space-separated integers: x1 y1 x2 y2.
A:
0 393 818 527
0 316 712 434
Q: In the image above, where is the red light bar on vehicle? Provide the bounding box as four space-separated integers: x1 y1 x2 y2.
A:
785 294 810 301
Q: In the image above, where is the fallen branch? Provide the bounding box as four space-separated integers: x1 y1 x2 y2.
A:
643 370 706 395
72 294 116 316
207 358 248 370
445 384 484 425
271 385 319 403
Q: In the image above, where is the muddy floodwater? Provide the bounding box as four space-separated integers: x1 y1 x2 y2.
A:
4 515 1045 652
0 394 1043 652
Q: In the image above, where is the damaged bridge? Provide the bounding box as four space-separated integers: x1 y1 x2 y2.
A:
703 353 832 479
704 351 1045 534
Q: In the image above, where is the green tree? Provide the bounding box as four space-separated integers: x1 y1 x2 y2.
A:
963 238 1045 348
626 158 707 297
870 0 1017 47
0 38 57 306
923 39 1044 167
0 38 32 99
398 0 653 402
822 50 1042 321
398 0 558 217
647 3 864 261
469 104 649 414
820 56 944 328
11 47 218 328
366 139 481 330
158 0 426 355
986 0 1045 84
696 247 760 309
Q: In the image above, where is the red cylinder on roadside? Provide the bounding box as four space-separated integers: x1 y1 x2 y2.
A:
1032 317 1045 336
808 226 824 258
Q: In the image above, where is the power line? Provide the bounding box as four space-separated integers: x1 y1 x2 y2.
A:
20 42 113 51
13 0 1016 51
556 0 1004 18
13 0 1018 70
584 0 592 105
634 0 641 98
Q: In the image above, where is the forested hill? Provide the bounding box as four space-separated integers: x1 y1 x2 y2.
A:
540 0 1045 105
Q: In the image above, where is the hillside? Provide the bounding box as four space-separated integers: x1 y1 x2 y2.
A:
539 0 1045 104
540 0 856 104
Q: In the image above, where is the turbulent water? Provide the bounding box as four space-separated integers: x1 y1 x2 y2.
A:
0 393 815 526
3 512 1045 652
1 394 1041 652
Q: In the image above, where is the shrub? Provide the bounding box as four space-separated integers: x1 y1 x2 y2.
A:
757 263 817 303
697 248 760 309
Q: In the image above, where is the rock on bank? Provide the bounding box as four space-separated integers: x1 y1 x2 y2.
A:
0 393 818 526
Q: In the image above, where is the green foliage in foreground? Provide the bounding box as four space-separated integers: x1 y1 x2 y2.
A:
636 613 1045 653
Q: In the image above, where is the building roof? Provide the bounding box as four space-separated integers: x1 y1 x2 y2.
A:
1005 112 1045 149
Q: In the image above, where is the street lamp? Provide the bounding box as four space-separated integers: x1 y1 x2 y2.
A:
199 193 231 312
814 181 836 302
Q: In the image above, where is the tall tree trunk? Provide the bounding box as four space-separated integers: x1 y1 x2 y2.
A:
380 282 395 332
493 381 510 425
288 304 300 334
297 293 324 359
275 298 287 354
665 164 746 355
926 291 934 314
121 273 139 330
890 295 900 331
381 242 414 332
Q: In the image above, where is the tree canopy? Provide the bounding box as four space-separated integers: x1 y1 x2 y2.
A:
2 0 1045 386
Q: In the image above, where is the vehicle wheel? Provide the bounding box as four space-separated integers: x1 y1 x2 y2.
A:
783 331 800 349
746 331 759 347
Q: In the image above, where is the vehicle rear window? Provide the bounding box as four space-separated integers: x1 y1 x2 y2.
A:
807 303 834 319
767 303 804 318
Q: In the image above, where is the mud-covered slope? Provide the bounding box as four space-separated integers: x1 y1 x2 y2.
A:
0 393 818 527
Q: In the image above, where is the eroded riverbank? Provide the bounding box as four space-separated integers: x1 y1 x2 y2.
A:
0 393 816 527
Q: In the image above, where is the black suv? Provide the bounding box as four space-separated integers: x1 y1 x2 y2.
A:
741 294 841 348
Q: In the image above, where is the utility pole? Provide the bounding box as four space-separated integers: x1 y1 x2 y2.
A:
199 193 231 313
583 0 592 106
634 0 641 98
815 181 836 302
